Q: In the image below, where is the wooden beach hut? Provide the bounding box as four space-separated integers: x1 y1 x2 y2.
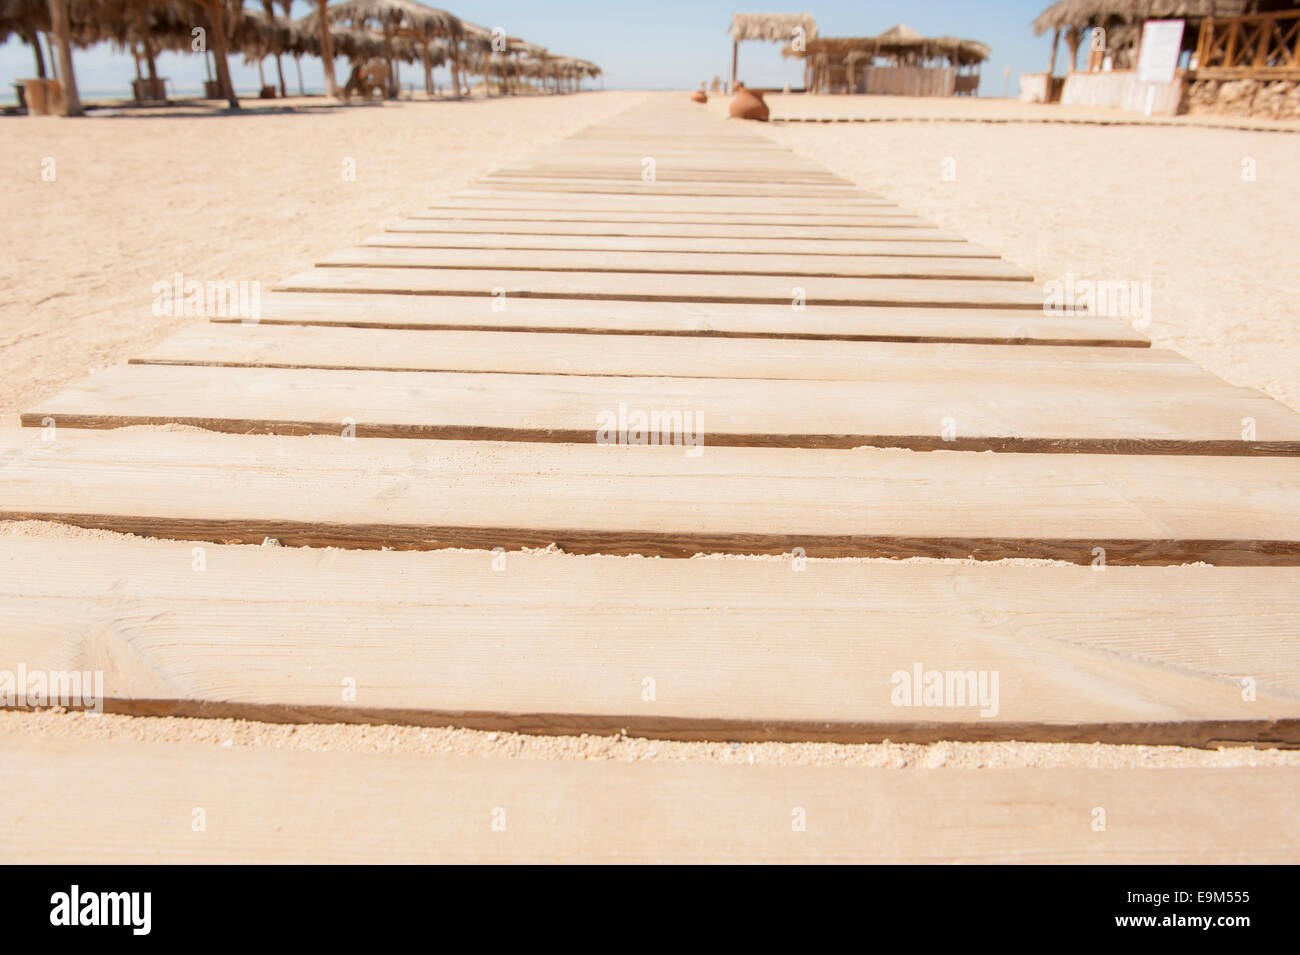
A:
785 24 990 95
1024 0 1298 113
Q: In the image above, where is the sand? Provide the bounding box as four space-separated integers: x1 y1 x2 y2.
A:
2 90 1298 769
0 92 646 425
744 94 1300 413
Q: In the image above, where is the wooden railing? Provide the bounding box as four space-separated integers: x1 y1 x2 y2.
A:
1195 10 1300 79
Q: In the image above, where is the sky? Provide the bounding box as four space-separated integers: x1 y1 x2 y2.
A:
0 1 1056 98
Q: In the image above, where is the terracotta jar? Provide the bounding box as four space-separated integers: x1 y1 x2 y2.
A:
729 85 769 121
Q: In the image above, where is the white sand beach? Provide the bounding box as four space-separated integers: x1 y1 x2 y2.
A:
3 91 1299 772
748 93 1300 413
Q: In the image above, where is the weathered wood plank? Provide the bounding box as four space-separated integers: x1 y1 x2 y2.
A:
135 324 1173 379
486 167 853 184
5 735 1294 862
416 206 927 225
366 231 980 256
245 292 1149 347
438 195 902 215
318 246 1031 281
33 359 1296 454
2 535 1298 742
389 217 946 238
465 179 877 198
277 266 1044 309
3 430 1300 562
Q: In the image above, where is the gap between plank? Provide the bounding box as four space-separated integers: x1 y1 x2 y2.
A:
6 512 1300 565
207 318 1149 347
13 701 1296 748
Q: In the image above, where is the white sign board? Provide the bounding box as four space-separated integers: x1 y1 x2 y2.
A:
1137 19 1186 84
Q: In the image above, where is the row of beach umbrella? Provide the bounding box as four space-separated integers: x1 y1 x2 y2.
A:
1 0 603 114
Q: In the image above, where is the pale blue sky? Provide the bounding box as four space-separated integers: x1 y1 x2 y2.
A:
1 1 1056 97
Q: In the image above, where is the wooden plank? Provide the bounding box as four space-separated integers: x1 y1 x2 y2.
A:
526 153 834 168
366 231 984 257
278 267 1044 309
3 535 1299 742
6 736 1295 862
439 196 903 215
389 218 948 239
486 167 853 184
478 173 866 187
135 325 1175 380
416 208 929 226
245 292 1149 347
467 179 876 198
491 158 846 172
318 246 1032 281
24 362 1300 454
7 535 1300 743
3 430 1300 563
536 144 801 157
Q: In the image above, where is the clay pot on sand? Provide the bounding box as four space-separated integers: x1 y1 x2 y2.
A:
729 85 768 121
690 89 707 103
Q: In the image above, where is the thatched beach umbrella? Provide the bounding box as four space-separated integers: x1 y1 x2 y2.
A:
0 0 53 77
503 36 544 93
257 0 294 96
172 0 245 109
6 0 88 112
86 0 203 97
298 6 374 92
728 12 817 89
446 16 491 95
233 6 297 93
575 58 601 90
471 47 508 94
553 54 580 92
532 51 564 92
326 0 460 99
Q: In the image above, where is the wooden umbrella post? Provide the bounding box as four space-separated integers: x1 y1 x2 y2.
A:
383 23 395 98
318 0 338 97
45 0 82 116
199 0 240 109
27 29 47 78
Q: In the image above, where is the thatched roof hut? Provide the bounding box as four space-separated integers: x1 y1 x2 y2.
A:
784 23 991 95
786 28 991 67
727 12 818 89
1032 0 1254 34
1030 0 1260 72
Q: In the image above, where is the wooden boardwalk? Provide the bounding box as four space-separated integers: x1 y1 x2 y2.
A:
3 99 1299 861
4 733 1297 863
